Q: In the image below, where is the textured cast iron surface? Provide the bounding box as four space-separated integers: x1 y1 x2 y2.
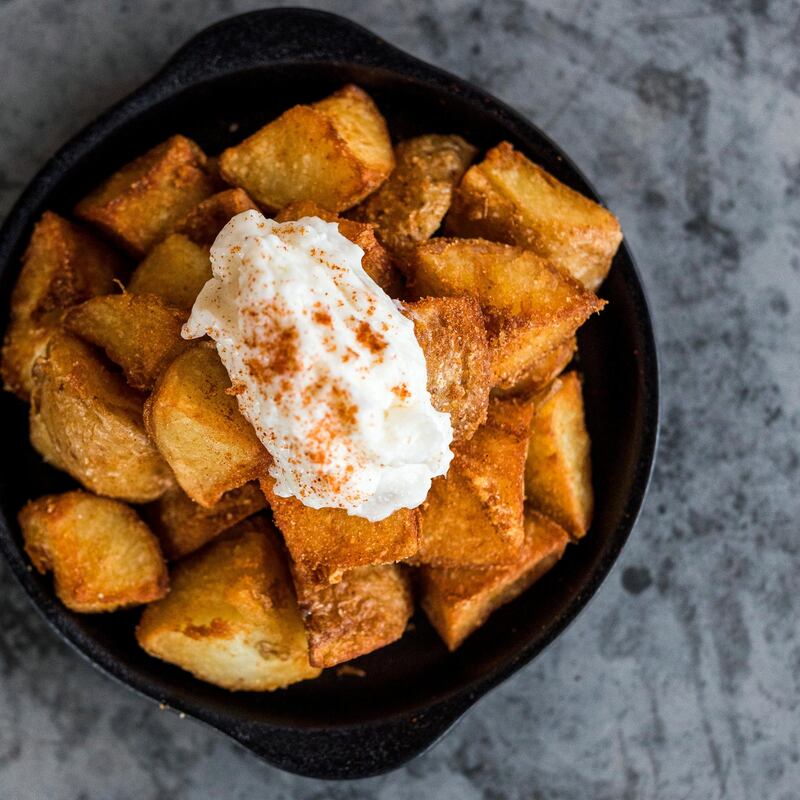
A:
0 8 658 780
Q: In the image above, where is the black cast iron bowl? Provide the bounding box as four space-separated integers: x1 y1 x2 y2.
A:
0 8 659 780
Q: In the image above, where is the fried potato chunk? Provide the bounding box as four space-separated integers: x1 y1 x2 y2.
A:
172 188 258 248
144 343 270 507
275 200 400 295
403 296 490 442
1 212 122 400
144 482 266 560
30 333 173 502
418 397 533 567
419 511 569 649
137 517 320 691
261 477 419 582
127 233 211 314
75 135 215 257
446 142 622 291
65 293 189 390
525 372 593 538
219 85 394 212
407 238 604 388
20 491 168 613
492 335 576 399
353 134 476 257
292 563 413 667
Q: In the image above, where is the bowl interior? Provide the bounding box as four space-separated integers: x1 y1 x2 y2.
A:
0 63 655 729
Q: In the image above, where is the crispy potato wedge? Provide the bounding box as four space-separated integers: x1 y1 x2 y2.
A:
127 233 211 313
20 490 168 613
137 517 320 691
418 397 534 567
65 293 189 390
353 134 476 257
407 238 604 388
144 343 270 507
275 200 401 295
292 562 413 667
261 477 419 581
403 296 490 442
219 85 394 212
419 510 569 649
172 188 258 248
492 335 576 399
1 212 122 400
144 482 266 560
525 372 593 538
30 333 173 502
446 142 622 291
75 135 215 257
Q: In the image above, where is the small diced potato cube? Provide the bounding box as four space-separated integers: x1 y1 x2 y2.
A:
75 135 215 257
1 212 122 400
219 85 394 212
353 134 476 257
137 518 321 691
492 335 576 399
127 233 211 313
20 490 168 613
525 372 593 538
275 200 401 295
291 562 413 667
261 477 419 581
30 333 174 502
418 397 533 567
172 188 258 248
403 296 490 442
419 511 569 649
144 343 270 507
144 482 266 560
408 238 604 388
65 293 189 390
446 142 622 290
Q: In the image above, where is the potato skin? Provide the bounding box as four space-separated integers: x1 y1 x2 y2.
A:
30 333 174 502
75 135 215 257
20 490 168 613
137 517 321 691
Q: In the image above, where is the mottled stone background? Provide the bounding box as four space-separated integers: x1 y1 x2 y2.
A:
0 1 798 798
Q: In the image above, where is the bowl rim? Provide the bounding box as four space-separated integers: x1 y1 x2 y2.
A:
0 7 660 778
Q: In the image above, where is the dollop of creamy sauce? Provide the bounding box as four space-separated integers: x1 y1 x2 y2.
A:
183 210 453 522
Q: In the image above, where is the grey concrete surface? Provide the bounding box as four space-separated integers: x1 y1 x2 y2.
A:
0 1 798 798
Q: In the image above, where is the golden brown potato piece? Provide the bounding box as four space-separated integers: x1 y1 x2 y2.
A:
261 477 419 582
30 333 173 502
407 238 604 388
144 482 266 560
137 517 320 691
403 296 490 442
418 397 533 567
172 188 258 248
446 142 622 291
20 491 168 613
75 135 215 257
492 336 576 399
525 372 593 538
1 212 122 400
275 200 400 295
419 511 569 649
353 134 476 257
219 85 394 212
65 293 189 390
292 563 413 667
144 343 270 507
127 233 211 313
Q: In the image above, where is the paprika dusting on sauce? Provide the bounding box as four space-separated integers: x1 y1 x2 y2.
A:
182 210 453 522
